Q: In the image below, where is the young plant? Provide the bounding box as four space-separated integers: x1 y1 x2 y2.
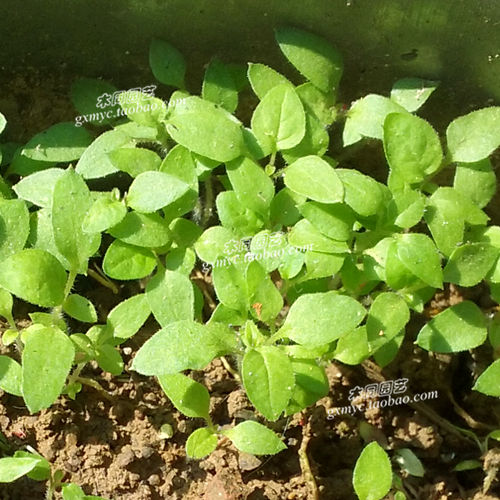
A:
0 445 108 499
0 24 498 498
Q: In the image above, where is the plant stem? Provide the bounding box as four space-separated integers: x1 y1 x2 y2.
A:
67 362 86 387
88 268 119 294
201 175 214 228
77 377 114 401
64 269 77 301
220 356 241 382
298 410 319 500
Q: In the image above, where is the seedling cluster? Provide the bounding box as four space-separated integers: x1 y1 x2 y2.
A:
0 26 498 499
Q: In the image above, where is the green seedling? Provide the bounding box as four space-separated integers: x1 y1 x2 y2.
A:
0 445 108 499
0 25 498 497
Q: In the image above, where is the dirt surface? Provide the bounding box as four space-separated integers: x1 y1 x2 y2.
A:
1 283 499 499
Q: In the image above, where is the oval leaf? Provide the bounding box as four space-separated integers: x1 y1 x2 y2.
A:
281 291 366 346
131 320 236 376
447 107 500 163
284 155 344 204
0 249 67 307
416 301 487 353
353 442 392 500
186 428 218 459
242 346 294 421
22 326 75 413
223 421 286 456
158 373 210 419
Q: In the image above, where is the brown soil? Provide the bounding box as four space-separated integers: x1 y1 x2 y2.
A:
1 284 499 499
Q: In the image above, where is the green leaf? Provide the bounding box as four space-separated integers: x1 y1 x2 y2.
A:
107 147 161 178
295 82 336 126
280 291 365 346
108 211 171 248
226 156 275 217
127 171 189 214
343 94 407 146
118 92 167 128
0 457 41 483
160 145 199 221
336 169 385 218
395 233 443 288
416 301 487 353
284 155 343 203
194 226 237 264
82 196 127 233
95 344 123 375
22 326 75 413
453 460 482 472
0 199 30 260
394 448 425 477
222 421 286 455
28 208 70 270
209 303 247 326
288 219 348 254
286 358 329 414
158 373 210 419
102 240 156 280
0 288 13 325
353 442 392 500
304 251 344 279
275 26 343 93
166 96 245 162
366 293 410 353
149 38 186 88
0 356 22 396
383 113 442 184
270 188 305 226
131 320 236 376
0 112 5 135
334 326 370 365
108 294 151 340
52 167 100 271
473 359 500 397
247 63 292 99
373 329 405 368
12 451 50 481
246 261 283 323
70 77 119 125
13 168 64 208
169 218 202 248
202 59 239 113
390 78 438 112
281 112 329 164
387 188 425 228
299 201 355 241
446 107 500 162
146 269 194 327
76 129 133 180
62 483 87 500
63 294 98 323
425 187 489 257
0 249 67 307
186 428 218 459
453 159 497 209
242 346 294 421
216 191 264 236
8 148 56 177
212 259 248 313
444 243 498 286
21 123 93 162
251 84 305 153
